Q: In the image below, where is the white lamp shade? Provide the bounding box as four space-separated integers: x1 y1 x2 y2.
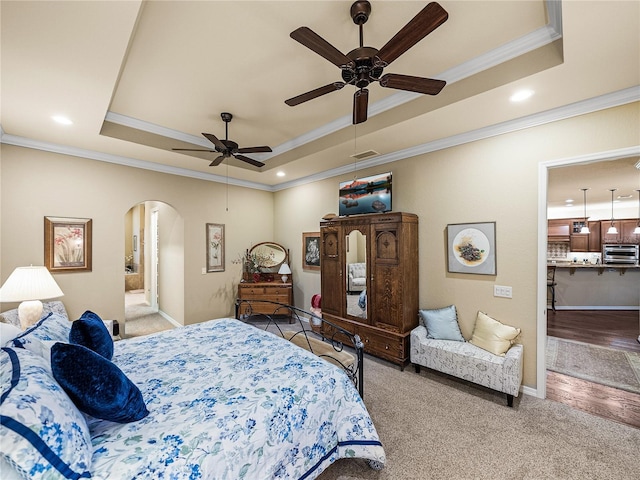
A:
606 225 618 234
278 263 291 275
0 266 64 302
580 226 590 234
634 226 640 234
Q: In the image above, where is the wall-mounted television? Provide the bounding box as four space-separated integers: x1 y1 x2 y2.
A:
339 172 392 216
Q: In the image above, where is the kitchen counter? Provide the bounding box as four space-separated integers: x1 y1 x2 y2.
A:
548 262 639 275
547 262 639 308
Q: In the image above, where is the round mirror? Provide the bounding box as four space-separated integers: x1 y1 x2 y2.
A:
249 242 287 270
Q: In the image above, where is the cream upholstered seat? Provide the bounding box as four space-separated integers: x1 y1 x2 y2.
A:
347 263 366 293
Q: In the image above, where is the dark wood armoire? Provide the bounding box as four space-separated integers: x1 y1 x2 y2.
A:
319 212 419 367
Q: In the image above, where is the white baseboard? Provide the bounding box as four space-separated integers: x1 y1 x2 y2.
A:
159 310 183 328
521 385 539 398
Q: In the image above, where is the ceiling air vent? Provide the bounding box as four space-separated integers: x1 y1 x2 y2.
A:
350 149 379 160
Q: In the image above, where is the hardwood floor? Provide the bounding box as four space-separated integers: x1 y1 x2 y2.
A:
546 309 640 429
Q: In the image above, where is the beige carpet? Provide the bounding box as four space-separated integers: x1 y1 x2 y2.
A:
547 336 640 394
124 291 174 338
317 356 639 480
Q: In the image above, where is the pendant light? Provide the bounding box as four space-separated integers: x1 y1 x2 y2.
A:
579 188 590 234
606 188 618 235
634 189 640 235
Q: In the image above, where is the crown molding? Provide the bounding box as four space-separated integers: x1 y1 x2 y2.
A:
2 86 637 193
275 86 640 191
0 133 271 191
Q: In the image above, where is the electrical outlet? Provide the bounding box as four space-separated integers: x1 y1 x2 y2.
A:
201 267 207 275
494 285 512 298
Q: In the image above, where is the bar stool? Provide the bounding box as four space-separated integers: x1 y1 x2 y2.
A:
547 266 557 312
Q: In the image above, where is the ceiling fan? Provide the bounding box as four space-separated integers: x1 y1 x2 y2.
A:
285 1 448 124
172 112 272 167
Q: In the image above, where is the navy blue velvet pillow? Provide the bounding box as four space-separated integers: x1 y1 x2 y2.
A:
69 310 114 360
51 342 149 424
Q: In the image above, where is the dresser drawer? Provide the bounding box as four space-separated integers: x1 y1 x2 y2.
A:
239 286 265 296
359 328 405 360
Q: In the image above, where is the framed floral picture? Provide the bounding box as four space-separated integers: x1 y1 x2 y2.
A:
447 222 496 275
206 223 225 272
44 216 92 272
302 232 321 271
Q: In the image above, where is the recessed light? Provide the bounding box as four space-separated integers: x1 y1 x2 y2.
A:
276 171 285 177
510 89 534 102
52 115 73 125
565 198 574 204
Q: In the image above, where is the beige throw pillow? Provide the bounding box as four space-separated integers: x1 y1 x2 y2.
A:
469 311 520 356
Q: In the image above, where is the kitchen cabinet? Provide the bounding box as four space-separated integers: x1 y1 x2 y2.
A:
319 212 419 368
548 219 571 243
601 219 640 245
569 220 601 252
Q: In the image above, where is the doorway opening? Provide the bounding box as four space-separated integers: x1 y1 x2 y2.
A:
123 200 184 338
539 147 640 427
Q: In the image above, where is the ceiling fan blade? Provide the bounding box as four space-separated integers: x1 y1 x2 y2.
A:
209 155 226 167
290 27 353 68
285 82 345 106
202 132 227 151
234 154 265 168
376 2 448 67
379 74 446 95
236 146 272 154
353 88 369 125
172 148 217 152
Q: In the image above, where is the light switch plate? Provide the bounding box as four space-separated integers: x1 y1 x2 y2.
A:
494 285 512 298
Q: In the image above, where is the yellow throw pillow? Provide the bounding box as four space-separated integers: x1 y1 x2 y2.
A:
469 311 520 356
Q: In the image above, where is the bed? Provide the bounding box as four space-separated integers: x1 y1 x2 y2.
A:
0 302 385 479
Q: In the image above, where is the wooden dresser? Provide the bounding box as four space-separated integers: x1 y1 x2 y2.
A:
237 281 293 317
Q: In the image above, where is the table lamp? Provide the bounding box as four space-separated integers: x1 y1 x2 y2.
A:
278 263 291 283
0 266 64 329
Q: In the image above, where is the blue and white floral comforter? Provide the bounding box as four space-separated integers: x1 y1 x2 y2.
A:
89 318 385 479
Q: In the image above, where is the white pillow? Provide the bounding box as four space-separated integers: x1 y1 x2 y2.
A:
0 322 22 346
469 311 520 356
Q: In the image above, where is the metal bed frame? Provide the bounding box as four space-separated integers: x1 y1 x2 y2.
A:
235 299 365 397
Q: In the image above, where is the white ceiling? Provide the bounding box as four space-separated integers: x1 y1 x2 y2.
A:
1 1 639 207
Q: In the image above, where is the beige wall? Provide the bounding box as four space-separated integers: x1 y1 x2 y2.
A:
274 103 640 390
0 145 274 324
1 103 638 391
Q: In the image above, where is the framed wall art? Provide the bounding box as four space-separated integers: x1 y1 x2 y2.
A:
44 216 92 272
447 222 496 275
302 232 320 271
206 223 225 272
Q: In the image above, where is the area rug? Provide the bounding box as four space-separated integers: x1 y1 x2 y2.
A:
546 336 640 394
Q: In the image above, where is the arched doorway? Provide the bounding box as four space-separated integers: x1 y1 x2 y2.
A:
123 200 184 338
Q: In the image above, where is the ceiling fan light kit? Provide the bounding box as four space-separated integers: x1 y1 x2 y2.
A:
286 1 449 124
172 112 272 168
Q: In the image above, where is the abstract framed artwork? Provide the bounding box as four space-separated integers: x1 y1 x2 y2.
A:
44 216 92 272
447 222 496 275
206 223 225 272
302 232 320 271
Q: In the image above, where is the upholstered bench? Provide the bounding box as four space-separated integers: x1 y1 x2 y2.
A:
283 330 355 370
409 306 523 407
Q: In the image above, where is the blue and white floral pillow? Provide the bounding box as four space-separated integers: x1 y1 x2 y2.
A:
11 312 71 352
0 346 92 479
